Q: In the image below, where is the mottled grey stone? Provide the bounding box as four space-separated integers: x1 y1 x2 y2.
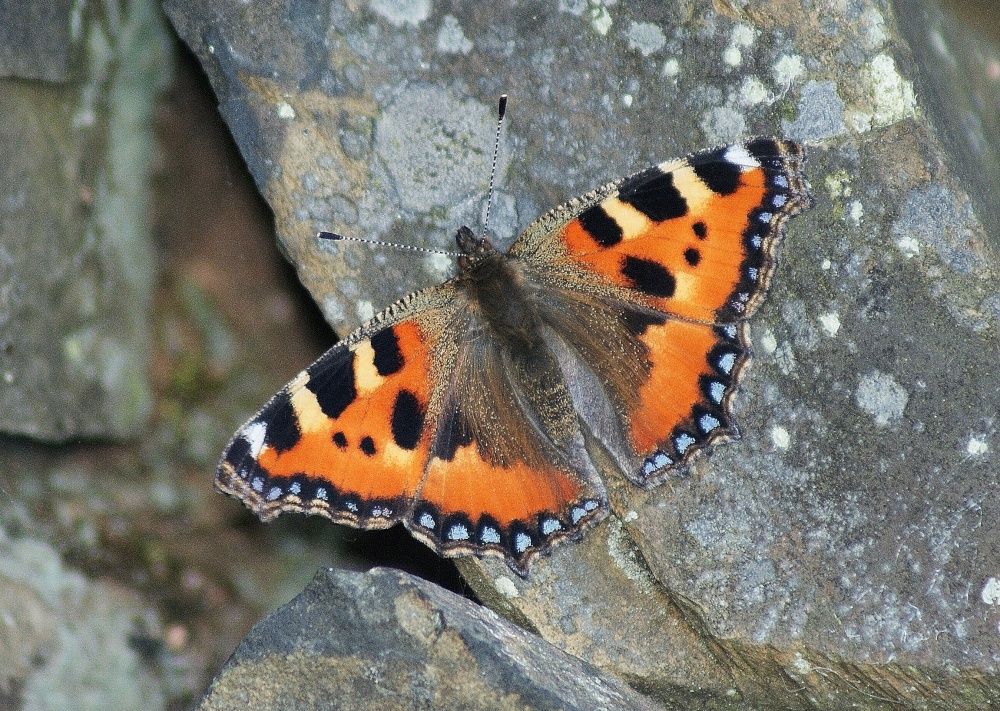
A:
0 0 171 440
0 0 72 82
196 567 660 711
0 526 166 710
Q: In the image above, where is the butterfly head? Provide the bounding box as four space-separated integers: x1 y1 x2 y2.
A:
455 225 498 272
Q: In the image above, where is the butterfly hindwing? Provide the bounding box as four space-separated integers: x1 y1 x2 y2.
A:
409 303 609 574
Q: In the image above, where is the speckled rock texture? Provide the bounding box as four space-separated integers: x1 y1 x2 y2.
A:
165 0 1000 707
0 0 170 440
197 567 661 711
0 524 166 711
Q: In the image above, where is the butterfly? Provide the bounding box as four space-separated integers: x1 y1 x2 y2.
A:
216 136 812 576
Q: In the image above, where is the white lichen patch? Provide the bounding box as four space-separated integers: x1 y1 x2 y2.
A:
494 575 519 598
860 8 889 49
739 77 770 106
818 312 841 337
825 170 852 199
896 235 921 258
369 0 431 26
662 57 680 78
759 329 778 356
850 54 917 132
723 24 758 67
848 200 864 225
855 370 908 426
771 425 791 450
773 54 806 89
561 0 613 35
437 15 473 54
788 651 813 676
627 21 666 56
276 101 295 119
967 436 989 456
700 105 747 145
425 251 453 277
981 577 1000 605
355 300 374 322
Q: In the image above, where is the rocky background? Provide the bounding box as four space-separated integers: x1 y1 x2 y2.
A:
1 0 999 709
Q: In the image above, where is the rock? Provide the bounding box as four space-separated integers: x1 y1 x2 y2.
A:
0 0 171 440
196 567 660 711
0 527 166 710
165 0 1000 707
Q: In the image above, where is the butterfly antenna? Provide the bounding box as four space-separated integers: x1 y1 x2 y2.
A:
481 94 507 240
317 231 461 257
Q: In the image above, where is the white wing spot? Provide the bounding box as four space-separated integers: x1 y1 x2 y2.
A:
419 512 436 529
267 486 283 501
758 211 773 223
251 476 265 493
674 433 697 454
447 522 470 540
514 532 532 554
243 421 267 457
289 482 301 495
315 487 328 501
541 518 562 536
345 500 359 513
709 381 726 404
480 526 501 544
699 414 722 433
723 144 759 169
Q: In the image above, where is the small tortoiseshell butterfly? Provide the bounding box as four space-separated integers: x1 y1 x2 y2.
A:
217 128 811 576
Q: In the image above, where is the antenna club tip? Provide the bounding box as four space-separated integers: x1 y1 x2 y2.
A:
498 94 508 117
317 231 343 241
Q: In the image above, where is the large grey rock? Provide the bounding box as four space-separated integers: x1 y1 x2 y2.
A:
197 567 661 711
166 0 1000 707
0 0 171 440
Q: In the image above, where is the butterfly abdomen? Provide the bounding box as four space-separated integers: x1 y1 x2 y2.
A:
460 251 546 353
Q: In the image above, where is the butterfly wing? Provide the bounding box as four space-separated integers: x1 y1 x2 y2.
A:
217 282 607 574
510 138 811 484
216 289 450 529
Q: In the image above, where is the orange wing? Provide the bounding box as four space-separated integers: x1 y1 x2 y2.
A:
217 287 607 575
512 138 811 484
216 316 435 529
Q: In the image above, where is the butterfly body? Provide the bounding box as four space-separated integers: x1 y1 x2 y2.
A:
217 138 812 575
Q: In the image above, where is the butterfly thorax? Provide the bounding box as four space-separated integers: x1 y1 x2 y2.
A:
454 226 542 351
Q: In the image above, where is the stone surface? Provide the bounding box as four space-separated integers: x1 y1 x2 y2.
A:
0 0 170 441
197 567 660 711
0 525 166 710
164 0 1000 707
0 0 72 82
